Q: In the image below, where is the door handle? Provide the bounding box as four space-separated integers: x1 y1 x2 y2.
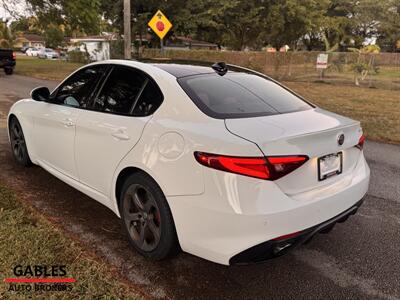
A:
111 129 130 141
62 118 75 127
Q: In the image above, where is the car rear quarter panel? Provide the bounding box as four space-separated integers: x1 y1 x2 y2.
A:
111 74 263 216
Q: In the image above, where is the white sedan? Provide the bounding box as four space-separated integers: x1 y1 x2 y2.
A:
38 48 60 59
7 60 370 265
25 47 40 57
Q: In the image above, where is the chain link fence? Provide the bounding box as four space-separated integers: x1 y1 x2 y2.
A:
137 49 400 90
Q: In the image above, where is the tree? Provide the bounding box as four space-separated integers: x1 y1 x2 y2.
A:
0 21 16 48
94 0 400 51
26 0 102 36
318 0 355 51
164 0 230 48
377 0 400 51
219 0 265 50
10 16 42 34
349 45 380 86
100 0 167 46
3 0 399 52
351 0 387 47
259 0 329 50
44 25 64 48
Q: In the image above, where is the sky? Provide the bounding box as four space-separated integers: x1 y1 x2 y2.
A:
0 2 27 21
0 6 8 19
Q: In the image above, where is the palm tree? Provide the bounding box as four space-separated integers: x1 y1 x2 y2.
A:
0 21 16 48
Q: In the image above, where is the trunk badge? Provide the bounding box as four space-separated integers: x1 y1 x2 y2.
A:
337 134 345 146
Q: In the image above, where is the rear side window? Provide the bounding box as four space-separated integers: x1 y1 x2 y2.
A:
132 80 163 117
94 66 145 115
178 73 312 119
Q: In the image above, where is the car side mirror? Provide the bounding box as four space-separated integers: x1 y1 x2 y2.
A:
30 87 50 102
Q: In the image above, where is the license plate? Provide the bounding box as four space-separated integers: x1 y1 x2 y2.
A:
318 152 343 181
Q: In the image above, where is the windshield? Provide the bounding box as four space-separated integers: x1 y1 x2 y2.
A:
178 72 313 119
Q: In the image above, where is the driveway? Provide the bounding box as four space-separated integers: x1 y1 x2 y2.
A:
0 74 399 299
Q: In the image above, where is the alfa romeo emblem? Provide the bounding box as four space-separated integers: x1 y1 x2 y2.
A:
337 134 345 146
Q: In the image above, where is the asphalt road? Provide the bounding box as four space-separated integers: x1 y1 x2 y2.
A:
0 74 399 299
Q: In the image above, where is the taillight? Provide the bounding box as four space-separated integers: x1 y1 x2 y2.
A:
12 52 16 60
267 156 309 180
194 152 269 179
194 152 308 180
356 134 365 150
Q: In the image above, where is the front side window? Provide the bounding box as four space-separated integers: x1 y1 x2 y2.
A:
178 72 313 119
94 66 163 116
53 65 108 108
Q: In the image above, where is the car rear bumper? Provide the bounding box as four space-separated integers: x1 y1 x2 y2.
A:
229 197 364 265
167 151 370 265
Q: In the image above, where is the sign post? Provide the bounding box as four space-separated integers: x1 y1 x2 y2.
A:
316 53 329 80
148 10 172 55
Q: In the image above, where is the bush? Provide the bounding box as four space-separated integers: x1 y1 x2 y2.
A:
67 50 90 63
110 40 124 59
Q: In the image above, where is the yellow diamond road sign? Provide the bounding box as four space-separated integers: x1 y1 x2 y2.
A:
148 10 172 40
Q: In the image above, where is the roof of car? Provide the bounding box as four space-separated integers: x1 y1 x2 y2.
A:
151 63 216 78
91 59 268 81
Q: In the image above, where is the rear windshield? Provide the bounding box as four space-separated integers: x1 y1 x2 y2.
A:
178 73 313 119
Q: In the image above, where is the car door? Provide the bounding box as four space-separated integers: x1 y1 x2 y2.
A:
75 65 163 197
33 65 108 179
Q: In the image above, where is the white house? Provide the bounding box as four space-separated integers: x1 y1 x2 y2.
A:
68 35 114 61
15 34 46 49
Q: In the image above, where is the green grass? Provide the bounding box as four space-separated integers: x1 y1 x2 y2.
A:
15 56 83 81
373 68 400 78
0 184 143 299
285 81 400 144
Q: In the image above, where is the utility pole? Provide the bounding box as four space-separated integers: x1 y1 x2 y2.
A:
123 0 132 59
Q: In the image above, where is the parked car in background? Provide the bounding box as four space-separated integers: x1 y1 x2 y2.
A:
38 48 60 59
0 49 16 75
26 47 40 57
21 46 30 53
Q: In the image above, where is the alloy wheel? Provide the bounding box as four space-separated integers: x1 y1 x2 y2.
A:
10 120 26 163
123 184 162 252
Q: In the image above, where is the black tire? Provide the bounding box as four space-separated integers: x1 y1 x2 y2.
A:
120 172 180 260
4 68 13 75
9 117 32 166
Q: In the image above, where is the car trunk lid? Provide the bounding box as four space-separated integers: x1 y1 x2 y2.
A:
225 108 363 195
